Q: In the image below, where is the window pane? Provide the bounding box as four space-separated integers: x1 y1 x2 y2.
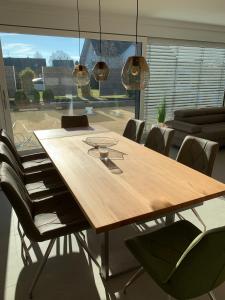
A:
144 43 225 129
0 33 139 151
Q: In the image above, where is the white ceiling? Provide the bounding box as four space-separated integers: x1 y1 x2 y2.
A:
6 0 225 26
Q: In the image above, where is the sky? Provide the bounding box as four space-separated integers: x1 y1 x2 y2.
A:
0 32 84 65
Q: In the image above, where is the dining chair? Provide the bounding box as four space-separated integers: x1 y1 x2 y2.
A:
145 127 174 156
176 136 219 230
0 141 66 199
123 220 225 300
123 119 145 143
61 115 89 128
0 128 52 173
0 161 92 299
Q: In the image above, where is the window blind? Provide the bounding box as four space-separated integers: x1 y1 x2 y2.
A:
144 42 225 128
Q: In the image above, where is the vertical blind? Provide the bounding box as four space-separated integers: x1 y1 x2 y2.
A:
144 41 225 128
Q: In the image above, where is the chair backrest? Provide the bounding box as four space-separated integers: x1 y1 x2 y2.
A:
0 142 25 180
61 115 89 128
145 127 174 156
0 129 21 163
169 226 225 299
176 136 219 176
0 162 40 241
123 119 145 143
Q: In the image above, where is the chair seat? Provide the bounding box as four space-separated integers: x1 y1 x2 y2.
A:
20 151 48 162
34 192 89 241
26 179 66 199
22 157 53 173
126 220 201 284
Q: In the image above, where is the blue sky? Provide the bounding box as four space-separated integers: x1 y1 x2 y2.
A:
0 33 84 65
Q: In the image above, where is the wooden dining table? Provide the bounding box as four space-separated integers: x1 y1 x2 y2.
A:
34 125 225 280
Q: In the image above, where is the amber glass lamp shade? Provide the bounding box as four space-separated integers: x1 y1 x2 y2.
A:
72 64 90 86
121 56 150 90
93 61 109 81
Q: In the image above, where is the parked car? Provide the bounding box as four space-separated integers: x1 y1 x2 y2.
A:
32 77 45 91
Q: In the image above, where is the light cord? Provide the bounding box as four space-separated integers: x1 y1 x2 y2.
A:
77 0 81 62
135 0 139 55
99 0 102 58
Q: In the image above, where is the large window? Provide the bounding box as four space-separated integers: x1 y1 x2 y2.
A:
0 33 140 150
144 40 225 129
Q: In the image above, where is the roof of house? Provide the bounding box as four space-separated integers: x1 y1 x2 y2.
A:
80 39 133 64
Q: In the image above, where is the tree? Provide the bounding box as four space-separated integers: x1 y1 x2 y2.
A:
33 51 43 58
19 68 35 95
14 90 29 107
49 50 72 66
43 89 54 103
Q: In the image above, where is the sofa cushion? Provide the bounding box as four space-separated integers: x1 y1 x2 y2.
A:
174 107 225 118
176 114 225 125
166 120 201 133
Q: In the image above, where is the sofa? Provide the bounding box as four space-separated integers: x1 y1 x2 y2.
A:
166 107 225 147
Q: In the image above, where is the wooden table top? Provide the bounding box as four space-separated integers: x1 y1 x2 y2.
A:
34 124 108 140
37 130 225 233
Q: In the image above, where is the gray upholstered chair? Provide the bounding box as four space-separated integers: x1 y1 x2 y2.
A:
176 136 219 230
123 119 145 143
0 129 52 173
0 161 91 299
145 127 175 156
0 141 66 199
177 136 219 176
61 115 89 128
123 220 225 300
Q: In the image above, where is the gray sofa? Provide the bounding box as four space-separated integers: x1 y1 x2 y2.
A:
166 107 225 147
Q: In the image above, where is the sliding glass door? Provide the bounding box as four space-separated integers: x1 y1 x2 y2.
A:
0 32 140 151
0 41 13 137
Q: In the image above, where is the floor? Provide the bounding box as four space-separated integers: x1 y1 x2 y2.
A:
1 148 225 300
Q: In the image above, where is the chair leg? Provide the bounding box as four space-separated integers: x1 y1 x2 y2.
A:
75 233 100 269
208 291 217 300
122 267 144 294
192 208 206 232
29 239 56 299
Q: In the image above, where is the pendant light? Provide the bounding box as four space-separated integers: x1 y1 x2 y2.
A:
72 0 90 86
121 0 150 90
92 0 109 81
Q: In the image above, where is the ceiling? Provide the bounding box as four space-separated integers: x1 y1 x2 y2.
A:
5 0 225 26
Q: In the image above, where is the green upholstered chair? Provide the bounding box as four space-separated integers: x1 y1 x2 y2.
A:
124 220 225 299
123 119 145 143
176 136 219 231
145 127 175 156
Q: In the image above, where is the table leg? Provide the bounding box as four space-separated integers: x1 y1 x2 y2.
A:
100 231 109 280
165 214 175 225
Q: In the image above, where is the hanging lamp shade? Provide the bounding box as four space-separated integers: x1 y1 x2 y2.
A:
121 0 150 90
93 61 109 81
72 64 90 86
121 55 150 90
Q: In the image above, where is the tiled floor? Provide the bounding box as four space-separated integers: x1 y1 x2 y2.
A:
1 148 225 300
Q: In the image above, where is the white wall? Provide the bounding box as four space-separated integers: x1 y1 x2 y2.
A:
1 2 225 44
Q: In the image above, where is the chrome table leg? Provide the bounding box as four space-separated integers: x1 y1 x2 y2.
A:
100 232 109 280
165 214 175 225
